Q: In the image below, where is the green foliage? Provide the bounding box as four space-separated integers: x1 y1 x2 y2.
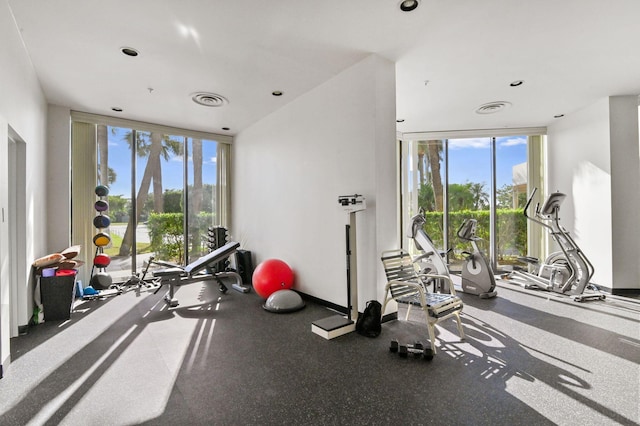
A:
163 189 183 213
447 183 476 211
496 184 513 208
142 184 216 218
415 180 524 260
418 182 435 211
146 211 216 262
421 209 526 260
106 194 130 222
148 213 184 261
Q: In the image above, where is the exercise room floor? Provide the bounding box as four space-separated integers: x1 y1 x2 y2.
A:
1 279 638 425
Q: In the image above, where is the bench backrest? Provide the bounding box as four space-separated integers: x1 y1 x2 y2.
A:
185 241 240 275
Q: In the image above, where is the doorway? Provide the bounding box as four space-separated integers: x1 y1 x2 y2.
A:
8 128 27 336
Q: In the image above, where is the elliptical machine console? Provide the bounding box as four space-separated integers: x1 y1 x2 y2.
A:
456 219 498 299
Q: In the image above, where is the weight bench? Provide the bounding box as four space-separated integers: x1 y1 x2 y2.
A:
153 241 249 307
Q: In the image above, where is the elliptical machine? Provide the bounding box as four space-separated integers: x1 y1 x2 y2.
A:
507 188 604 302
456 219 498 299
407 209 497 298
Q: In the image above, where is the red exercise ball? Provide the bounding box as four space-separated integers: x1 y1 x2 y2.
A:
252 259 294 299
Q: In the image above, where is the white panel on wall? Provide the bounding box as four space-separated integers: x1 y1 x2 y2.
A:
608 96 640 291
547 96 640 291
232 54 396 309
546 98 613 288
1 1 49 349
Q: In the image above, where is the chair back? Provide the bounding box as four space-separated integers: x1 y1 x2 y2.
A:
381 249 422 300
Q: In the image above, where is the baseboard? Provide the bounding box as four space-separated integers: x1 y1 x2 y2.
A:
382 312 397 323
591 285 640 296
609 288 640 296
297 291 349 315
298 291 397 323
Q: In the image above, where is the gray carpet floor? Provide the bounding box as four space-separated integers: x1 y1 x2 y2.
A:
1 279 638 426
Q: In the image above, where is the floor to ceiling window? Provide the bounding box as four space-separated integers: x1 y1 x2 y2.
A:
446 137 493 272
72 113 232 285
401 130 545 274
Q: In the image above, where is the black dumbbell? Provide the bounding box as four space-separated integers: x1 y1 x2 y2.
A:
399 345 409 358
392 340 434 361
423 347 434 361
410 342 424 358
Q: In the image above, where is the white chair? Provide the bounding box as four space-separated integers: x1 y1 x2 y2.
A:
381 249 465 354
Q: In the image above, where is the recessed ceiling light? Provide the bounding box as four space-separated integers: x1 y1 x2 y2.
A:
399 0 419 12
272 91 283 96
191 92 228 107
396 119 405 123
222 127 230 131
120 47 139 57
475 101 512 115
510 80 524 87
554 114 565 118
111 107 123 112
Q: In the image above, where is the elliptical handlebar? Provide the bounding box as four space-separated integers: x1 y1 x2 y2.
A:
523 187 537 220
523 187 552 230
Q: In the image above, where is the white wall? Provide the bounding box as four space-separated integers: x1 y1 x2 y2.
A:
47 105 72 252
0 1 49 369
608 96 640 291
547 96 639 291
232 54 397 311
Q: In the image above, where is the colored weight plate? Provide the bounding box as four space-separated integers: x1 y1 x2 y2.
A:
95 185 110 197
93 253 111 268
93 232 111 247
93 214 111 229
94 200 109 212
90 271 112 290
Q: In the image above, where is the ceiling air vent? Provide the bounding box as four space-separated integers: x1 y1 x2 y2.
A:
191 92 228 107
475 101 511 115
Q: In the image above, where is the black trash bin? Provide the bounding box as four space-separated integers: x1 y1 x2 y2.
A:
40 275 76 321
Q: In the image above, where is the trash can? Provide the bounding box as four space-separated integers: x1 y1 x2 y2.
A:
40 275 76 321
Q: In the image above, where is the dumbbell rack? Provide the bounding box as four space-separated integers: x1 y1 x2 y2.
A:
206 226 230 274
206 226 232 293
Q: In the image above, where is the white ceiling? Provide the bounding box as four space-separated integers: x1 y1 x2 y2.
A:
7 0 640 136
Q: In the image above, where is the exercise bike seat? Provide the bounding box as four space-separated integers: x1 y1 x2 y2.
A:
540 192 566 216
